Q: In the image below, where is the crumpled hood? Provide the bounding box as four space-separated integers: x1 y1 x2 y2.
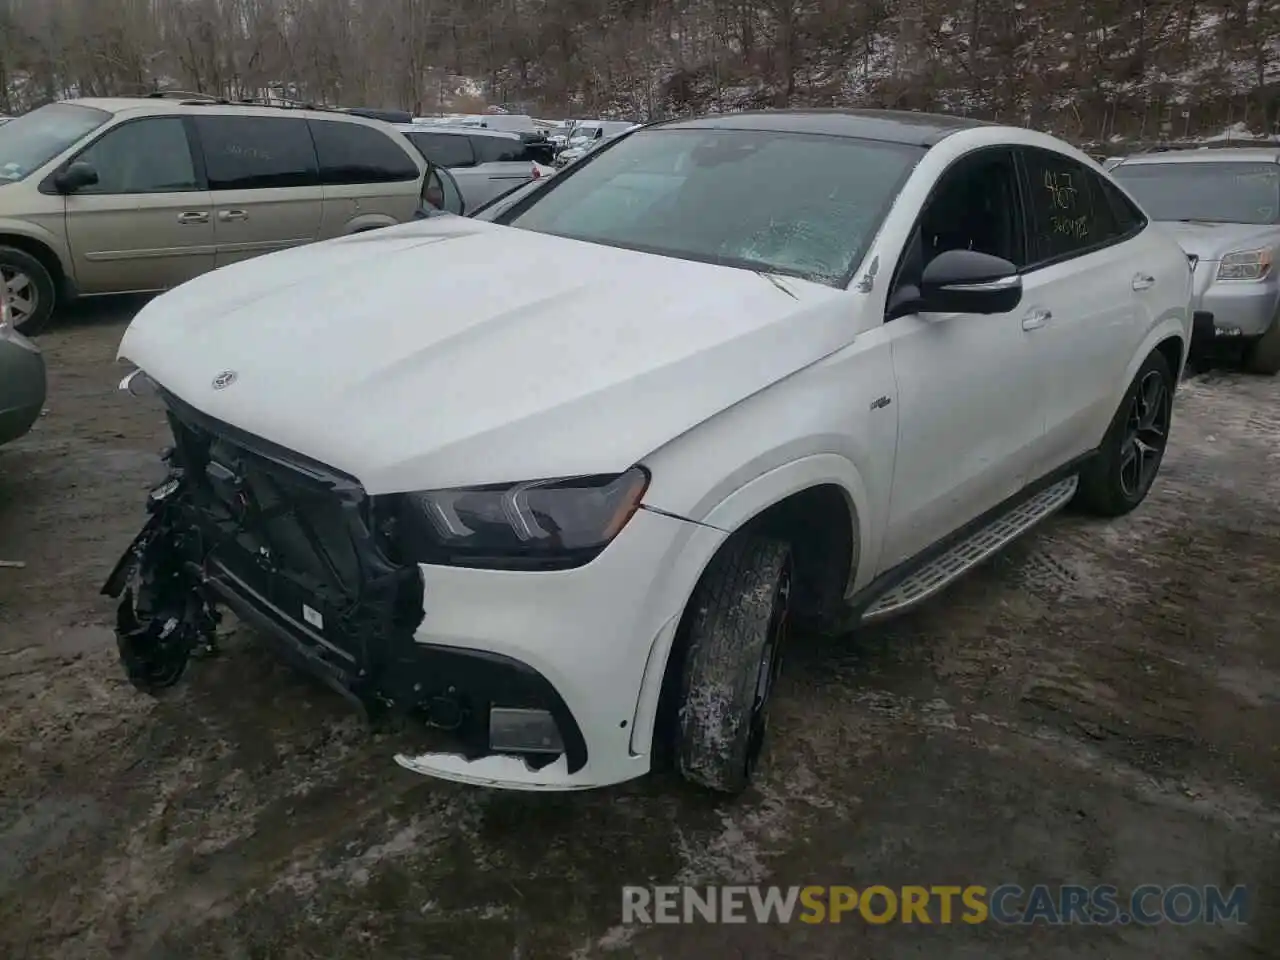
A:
119 217 854 494
1157 220 1278 262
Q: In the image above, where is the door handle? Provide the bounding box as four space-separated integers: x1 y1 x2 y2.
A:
1021 308 1052 331
1132 273 1156 290
177 211 208 224
218 209 249 222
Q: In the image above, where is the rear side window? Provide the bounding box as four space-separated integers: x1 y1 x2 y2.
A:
309 120 420 184
469 135 529 164
1020 147 1125 263
195 116 318 190
404 132 475 168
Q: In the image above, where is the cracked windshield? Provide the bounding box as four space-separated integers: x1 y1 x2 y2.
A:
505 127 921 284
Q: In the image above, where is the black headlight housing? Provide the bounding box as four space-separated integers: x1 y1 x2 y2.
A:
378 466 650 571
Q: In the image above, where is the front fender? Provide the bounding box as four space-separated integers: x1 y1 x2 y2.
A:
0 216 71 279
0 216 63 249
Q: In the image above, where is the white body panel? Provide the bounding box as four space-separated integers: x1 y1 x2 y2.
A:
117 122 1193 789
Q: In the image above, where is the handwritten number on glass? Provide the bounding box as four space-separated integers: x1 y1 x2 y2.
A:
1043 169 1077 210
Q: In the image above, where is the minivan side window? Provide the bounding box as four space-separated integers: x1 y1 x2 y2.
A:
469 135 528 164
75 118 199 194
405 132 476 169
195 116 318 190
1021 147 1126 264
309 120 421 184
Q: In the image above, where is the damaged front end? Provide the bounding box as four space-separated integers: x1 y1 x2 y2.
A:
102 387 426 719
102 386 588 774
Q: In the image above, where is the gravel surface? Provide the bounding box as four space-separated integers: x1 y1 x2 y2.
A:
1 303 1277 959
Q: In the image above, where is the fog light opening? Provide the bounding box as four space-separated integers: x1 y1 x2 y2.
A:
489 707 565 754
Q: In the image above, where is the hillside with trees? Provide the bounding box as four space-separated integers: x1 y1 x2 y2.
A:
2 0 1279 144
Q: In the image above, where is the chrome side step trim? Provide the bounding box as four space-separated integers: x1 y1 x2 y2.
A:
860 476 1079 624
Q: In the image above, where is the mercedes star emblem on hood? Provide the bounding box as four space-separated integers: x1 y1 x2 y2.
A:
211 370 238 390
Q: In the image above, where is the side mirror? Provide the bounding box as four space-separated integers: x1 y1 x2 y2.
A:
917 249 1022 315
420 165 465 217
53 160 99 194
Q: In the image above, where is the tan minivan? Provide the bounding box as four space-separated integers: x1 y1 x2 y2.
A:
0 96 449 334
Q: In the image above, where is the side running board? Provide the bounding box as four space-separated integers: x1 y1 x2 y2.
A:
860 476 1079 623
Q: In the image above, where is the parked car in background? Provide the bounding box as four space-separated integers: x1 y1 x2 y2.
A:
394 123 554 208
0 282 45 448
555 120 640 166
1112 148 1280 373
109 109 1192 798
0 96 432 335
546 121 576 149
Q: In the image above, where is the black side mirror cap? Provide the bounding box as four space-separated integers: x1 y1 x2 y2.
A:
917 249 1022 315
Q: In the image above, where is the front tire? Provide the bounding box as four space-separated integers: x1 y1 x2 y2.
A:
1074 350 1175 517
0 246 57 336
674 535 792 795
1243 318 1280 375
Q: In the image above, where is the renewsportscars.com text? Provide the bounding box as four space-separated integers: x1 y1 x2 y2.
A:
622 884 1249 925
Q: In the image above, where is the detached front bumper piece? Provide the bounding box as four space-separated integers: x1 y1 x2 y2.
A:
102 390 586 774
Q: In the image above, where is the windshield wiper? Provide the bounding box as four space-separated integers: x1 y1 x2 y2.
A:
757 271 798 300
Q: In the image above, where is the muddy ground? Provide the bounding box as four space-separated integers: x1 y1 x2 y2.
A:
1 302 1278 959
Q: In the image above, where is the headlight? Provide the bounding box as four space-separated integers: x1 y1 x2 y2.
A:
1216 248 1272 281
386 466 649 570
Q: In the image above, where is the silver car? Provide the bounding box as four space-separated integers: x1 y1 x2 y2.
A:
395 124 554 209
1112 149 1280 374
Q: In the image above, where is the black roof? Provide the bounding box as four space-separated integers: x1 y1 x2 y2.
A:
654 109 992 147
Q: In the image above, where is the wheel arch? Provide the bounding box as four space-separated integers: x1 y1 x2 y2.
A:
698 454 868 611
1113 318 1188 416
0 229 71 298
633 455 869 762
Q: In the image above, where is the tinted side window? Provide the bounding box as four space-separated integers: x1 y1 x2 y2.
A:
195 116 318 190
405 132 475 168
887 148 1025 315
1021 148 1120 262
75 118 198 194
470 135 527 164
1097 175 1148 235
309 120 420 184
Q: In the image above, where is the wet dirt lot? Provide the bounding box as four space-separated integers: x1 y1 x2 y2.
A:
1 303 1278 960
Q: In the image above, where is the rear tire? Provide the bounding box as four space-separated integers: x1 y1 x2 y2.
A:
1243 318 1280 375
0 245 57 336
674 534 792 795
1074 350 1175 517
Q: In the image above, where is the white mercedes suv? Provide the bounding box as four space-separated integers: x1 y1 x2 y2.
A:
105 110 1193 795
